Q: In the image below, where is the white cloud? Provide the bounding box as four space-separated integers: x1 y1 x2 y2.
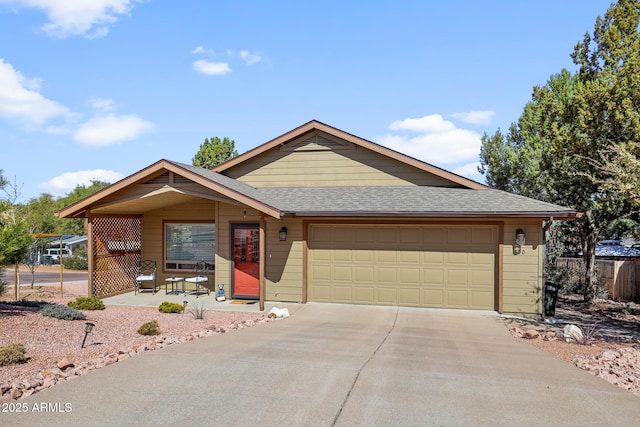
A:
74 113 153 146
40 169 122 196
191 46 214 56
88 97 115 112
0 0 143 38
376 128 481 165
389 114 456 133
0 58 73 126
451 110 495 126
192 59 232 76
239 50 262 65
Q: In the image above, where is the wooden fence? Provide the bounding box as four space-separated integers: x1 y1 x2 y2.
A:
556 257 640 302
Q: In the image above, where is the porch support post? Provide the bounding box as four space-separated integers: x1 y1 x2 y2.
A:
259 214 266 311
87 212 94 298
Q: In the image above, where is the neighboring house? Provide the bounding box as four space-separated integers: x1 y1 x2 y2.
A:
41 235 87 264
595 240 640 259
57 120 578 318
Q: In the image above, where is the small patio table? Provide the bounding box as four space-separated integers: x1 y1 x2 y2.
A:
164 277 185 295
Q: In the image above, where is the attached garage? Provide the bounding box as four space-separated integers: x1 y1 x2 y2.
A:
308 224 497 310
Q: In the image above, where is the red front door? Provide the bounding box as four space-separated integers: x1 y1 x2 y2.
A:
232 224 260 299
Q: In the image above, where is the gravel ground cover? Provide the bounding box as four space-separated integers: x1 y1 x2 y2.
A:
0 281 270 401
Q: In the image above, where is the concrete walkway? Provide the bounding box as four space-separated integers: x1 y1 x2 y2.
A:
6 304 640 426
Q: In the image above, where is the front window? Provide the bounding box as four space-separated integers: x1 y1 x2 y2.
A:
164 222 215 271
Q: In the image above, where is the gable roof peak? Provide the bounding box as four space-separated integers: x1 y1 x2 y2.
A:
213 120 487 190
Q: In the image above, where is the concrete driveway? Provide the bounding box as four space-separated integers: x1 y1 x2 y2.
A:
6 304 640 426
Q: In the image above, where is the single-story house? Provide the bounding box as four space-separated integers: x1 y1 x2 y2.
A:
57 120 578 318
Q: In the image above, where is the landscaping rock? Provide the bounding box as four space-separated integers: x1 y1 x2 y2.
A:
56 357 74 370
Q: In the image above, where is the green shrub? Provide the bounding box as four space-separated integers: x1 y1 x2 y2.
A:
39 303 87 320
137 320 161 336
63 246 88 270
0 343 27 366
5 300 48 308
158 301 184 314
68 296 105 310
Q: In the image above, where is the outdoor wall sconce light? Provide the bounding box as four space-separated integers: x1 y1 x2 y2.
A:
81 322 95 348
515 229 526 255
279 227 288 241
183 301 188 314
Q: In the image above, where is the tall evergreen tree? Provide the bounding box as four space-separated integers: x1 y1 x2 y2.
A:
192 136 238 169
479 0 640 301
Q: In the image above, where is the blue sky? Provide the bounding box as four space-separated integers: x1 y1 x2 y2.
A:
0 0 614 202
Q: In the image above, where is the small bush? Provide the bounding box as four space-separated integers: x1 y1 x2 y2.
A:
0 343 28 366
137 320 161 336
158 301 184 313
39 303 87 320
63 246 88 270
68 296 105 310
5 300 48 308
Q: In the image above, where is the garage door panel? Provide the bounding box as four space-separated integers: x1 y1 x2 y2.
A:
447 290 469 307
399 251 420 263
377 287 397 304
308 225 495 310
399 288 420 305
310 265 331 281
376 251 397 263
333 286 353 302
334 266 352 281
424 289 444 305
399 228 420 243
423 252 445 264
354 286 374 304
447 228 468 244
471 228 495 244
399 268 420 284
355 250 374 262
470 252 494 265
377 267 397 283
472 270 494 286
446 252 469 264
311 285 330 301
447 269 469 286
334 250 352 262
355 266 374 282
471 291 493 308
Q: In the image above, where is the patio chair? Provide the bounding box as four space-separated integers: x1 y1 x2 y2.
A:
185 261 211 298
135 260 157 295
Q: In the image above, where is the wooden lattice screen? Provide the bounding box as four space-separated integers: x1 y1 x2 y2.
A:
91 216 142 297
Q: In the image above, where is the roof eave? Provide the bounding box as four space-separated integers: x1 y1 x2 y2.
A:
289 211 580 219
56 160 283 219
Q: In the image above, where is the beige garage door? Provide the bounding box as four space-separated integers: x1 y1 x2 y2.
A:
308 224 496 309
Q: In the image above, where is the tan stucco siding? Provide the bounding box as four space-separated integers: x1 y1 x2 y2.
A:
224 147 458 188
142 199 216 288
501 220 544 318
264 218 304 302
